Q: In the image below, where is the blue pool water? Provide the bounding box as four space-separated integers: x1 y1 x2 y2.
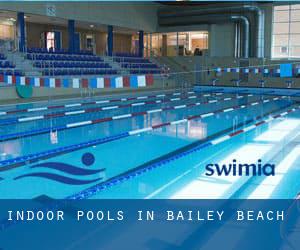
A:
0 87 300 199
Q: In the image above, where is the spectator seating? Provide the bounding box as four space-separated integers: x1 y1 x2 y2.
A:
33 61 111 69
129 69 163 74
114 52 140 58
43 69 117 76
0 69 23 76
27 53 103 62
0 53 15 68
0 53 22 76
114 57 151 64
27 48 117 76
27 47 93 55
113 54 163 75
121 63 158 69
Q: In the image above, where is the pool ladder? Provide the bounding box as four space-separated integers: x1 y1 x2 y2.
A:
232 116 238 133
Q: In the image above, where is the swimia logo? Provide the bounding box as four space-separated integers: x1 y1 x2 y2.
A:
205 159 275 176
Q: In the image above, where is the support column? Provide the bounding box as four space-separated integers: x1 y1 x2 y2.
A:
17 12 26 52
139 30 144 57
68 20 75 53
107 25 113 56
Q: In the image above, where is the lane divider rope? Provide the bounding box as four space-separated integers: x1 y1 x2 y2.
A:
0 95 287 171
0 93 256 141
0 89 197 116
67 102 299 200
0 91 222 126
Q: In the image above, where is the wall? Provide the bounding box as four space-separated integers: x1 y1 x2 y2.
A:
209 23 235 57
113 33 132 53
262 3 274 59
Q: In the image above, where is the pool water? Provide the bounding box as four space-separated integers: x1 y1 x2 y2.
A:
0 87 299 199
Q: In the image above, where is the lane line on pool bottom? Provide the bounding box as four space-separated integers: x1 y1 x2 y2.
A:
0 89 199 116
0 91 228 126
0 95 287 171
67 103 300 200
0 94 261 142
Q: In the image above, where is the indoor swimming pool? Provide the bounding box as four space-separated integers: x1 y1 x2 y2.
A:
0 87 299 199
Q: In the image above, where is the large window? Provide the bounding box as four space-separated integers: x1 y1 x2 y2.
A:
167 31 208 56
272 4 300 58
149 31 208 57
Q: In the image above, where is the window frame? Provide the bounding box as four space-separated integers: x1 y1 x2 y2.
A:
272 4 300 59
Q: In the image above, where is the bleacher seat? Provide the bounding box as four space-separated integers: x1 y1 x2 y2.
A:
33 61 111 69
114 57 151 64
43 68 117 76
27 53 103 62
27 47 93 55
113 53 163 75
129 69 162 74
27 48 117 76
114 52 140 58
0 53 22 76
0 69 23 76
121 63 158 69
0 61 15 68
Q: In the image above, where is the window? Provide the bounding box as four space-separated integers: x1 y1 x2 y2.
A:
46 32 55 50
0 24 14 40
272 4 300 58
148 31 208 57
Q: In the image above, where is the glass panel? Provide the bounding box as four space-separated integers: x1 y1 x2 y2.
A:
177 32 189 56
190 32 208 50
291 4 300 10
46 32 55 50
178 32 188 47
290 34 300 46
289 46 300 57
0 24 14 40
274 5 290 11
273 10 290 22
272 46 289 58
166 32 177 56
273 34 289 46
151 34 162 56
291 10 300 21
290 22 300 33
273 22 290 34
167 33 177 46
